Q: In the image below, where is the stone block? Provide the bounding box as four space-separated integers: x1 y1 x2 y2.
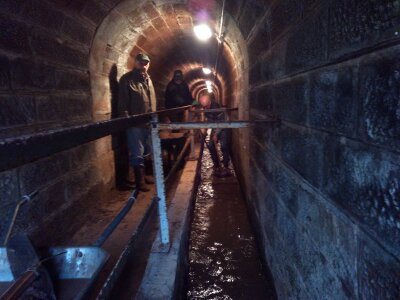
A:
285 8 328 74
0 204 16 243
249 39 287 86
274 75 308 125
329 0 400 59
55 69 90 91
0 0 28 15
52 0 86 13
69 142 95 169
143 2 161 20
265 125 326 190
256 160 359 298
309 65 358 136
0 169 19 206
0 95 35 128
100 0 122 9
126 6 149 27
65 165 100 200
62 17 95 45
36 94 91 122
21 0 64 31
36 96 64 122
0 55 10 90
19 152 70 195
225 0 245 20
247 17 270 59
0 15 31 55
82 0 109 25
359 236 400 299
238 0 267 39
105 45 120 61
269 0 303 42
294 187 358 299
10 59 57 90
324 138 400 255
250 84 274 114
18 179 67 230
30 30 88 68
358 47 400 151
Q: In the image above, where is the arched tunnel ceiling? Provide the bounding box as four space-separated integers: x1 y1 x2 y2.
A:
90 0 248 113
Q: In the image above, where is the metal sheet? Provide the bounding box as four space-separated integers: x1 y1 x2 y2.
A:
48 247 108 279
0 248 13 282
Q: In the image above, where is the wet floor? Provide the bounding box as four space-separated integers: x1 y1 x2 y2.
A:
186 148 276 299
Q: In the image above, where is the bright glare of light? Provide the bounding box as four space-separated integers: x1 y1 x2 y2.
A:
207 86 213 93
202 67 212 75
205 80 212 86
194 24 212 41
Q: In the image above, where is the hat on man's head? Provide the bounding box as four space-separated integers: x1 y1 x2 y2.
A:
173 70 183 80
135 53 150 62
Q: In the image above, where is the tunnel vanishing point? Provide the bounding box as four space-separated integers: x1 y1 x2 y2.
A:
0 0 400 299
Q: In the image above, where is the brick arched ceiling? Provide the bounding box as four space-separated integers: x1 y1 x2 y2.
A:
89 0 248 115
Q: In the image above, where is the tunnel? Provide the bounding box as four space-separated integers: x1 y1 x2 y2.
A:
1 0 400 299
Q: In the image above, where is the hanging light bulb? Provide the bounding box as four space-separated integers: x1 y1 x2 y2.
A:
194 24 212 41
202 67 212 75
207 86 213 93
205 80 212 86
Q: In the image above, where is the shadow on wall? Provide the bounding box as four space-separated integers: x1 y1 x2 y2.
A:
109 64 129 189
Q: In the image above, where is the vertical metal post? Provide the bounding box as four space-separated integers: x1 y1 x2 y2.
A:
188 110 196 160
150 115 170 249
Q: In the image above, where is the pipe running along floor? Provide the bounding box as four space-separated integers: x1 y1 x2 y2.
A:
186 142 277 299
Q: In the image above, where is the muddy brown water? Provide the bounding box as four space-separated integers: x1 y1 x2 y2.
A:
186 149 276 300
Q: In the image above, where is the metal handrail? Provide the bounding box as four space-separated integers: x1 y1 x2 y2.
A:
0 105 193 172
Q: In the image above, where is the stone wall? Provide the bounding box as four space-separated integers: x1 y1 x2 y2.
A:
227 0 400 298
0 0 117 244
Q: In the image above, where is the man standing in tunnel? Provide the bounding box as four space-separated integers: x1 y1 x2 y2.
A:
118 53 156 192
165 70 193 121
198 92 232 177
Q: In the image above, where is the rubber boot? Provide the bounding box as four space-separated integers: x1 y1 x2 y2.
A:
134 166 150 192
144 160 155 184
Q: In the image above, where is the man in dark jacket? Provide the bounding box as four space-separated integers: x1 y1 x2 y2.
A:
118 53 157 192
198 92 232 177
165 70 193 121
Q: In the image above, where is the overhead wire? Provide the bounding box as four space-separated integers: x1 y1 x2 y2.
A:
212 0 226 102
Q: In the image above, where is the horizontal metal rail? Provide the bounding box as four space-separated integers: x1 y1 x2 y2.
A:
189 107 238 114
158 120 273 130
0 106 192 172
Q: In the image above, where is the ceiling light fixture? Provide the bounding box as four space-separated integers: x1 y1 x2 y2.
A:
202 67 212 75
205 80 212 86
194 24 212 41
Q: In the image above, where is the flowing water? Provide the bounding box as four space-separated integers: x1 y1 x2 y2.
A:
186 148 276 299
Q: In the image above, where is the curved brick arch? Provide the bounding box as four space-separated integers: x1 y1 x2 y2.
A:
89 0 248 116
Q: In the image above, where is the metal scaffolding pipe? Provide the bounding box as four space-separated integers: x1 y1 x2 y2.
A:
3 190 39 245
189 108 238 114
164 137 191 184
158 121 251 130
151 115 170 250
